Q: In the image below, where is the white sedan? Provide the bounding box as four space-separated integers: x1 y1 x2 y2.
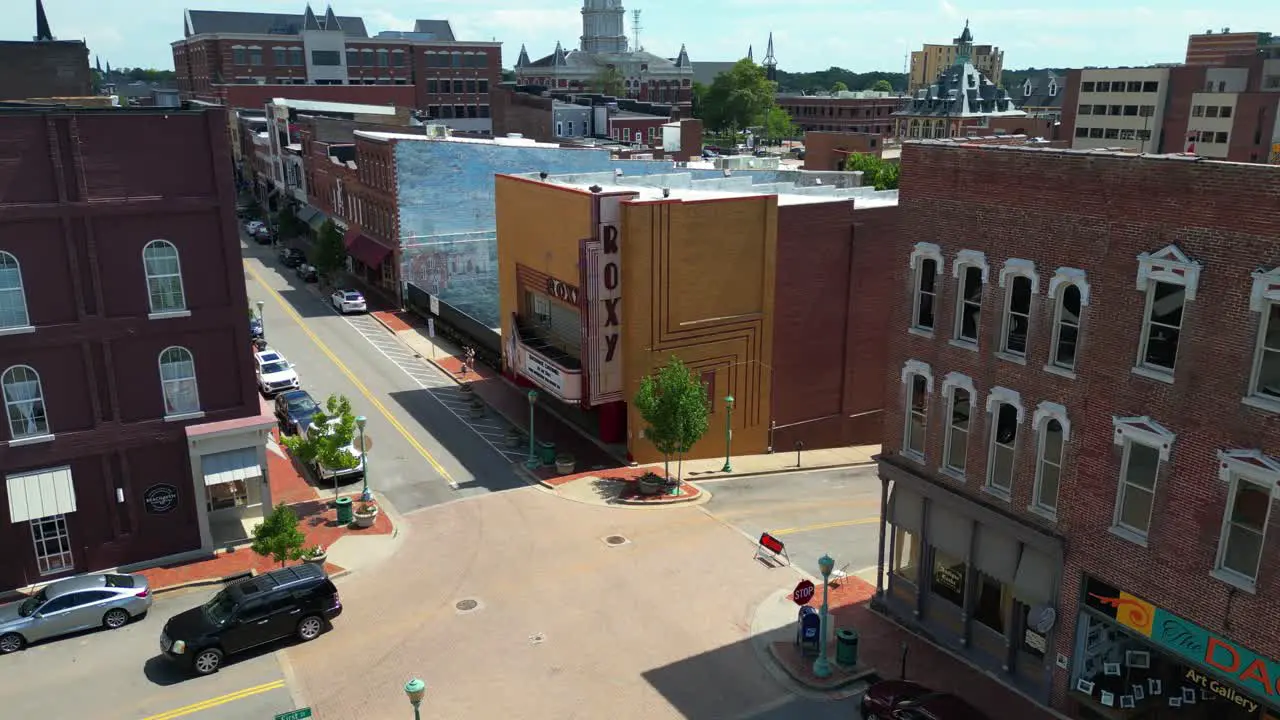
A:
330 289 367 314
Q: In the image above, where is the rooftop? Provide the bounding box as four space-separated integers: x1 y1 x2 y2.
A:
907 137 1280 168
355 130 563 148
521 170 898 208
270 98 399 115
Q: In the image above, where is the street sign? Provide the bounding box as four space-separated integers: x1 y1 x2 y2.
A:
427 318 435 338
428 294 440 315
275 709 312 720
792 579 815 605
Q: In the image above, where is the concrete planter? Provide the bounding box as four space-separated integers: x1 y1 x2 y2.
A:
352 505 378 529
302 552 327 566
638 473 666 496
468 399 485 418
504 428 523 448
554 454 576 475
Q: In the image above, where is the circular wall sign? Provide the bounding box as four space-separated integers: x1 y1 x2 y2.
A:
143 484 179 514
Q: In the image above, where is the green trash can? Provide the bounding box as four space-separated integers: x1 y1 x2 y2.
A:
335 496 353 525
538 441 556 466
835 628 859 667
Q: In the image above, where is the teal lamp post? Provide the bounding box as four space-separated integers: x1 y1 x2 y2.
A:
813 553 836 678
357 415 371 502
721 395 735 473
404 678 426 720
525 390 540 469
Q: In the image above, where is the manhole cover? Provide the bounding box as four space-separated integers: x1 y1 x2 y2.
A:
529 632 545 645
455 598 480 612
603 535 629 546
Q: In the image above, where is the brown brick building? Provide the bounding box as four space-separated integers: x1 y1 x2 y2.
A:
776 93 906 135
172 5 500 132
0 40 91 102
875 138 1280 717
1186 30 1275 66
0 105 276 592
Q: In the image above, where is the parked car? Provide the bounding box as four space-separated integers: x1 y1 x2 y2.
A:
300 417 365 481
274 389 319 435
253 226 273 245
279 247 307 268
330 289 367 314
254 349 300 396
244 220 265 236
160 564 341 676
861 681 990 720
0 573 152 654
295 263 318 283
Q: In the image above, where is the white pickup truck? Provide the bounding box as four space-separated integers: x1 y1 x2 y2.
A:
300 417 365 481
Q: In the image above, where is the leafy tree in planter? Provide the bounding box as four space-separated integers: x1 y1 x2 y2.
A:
251 504 306 567
277 205 300 238
633 356 711 483
313 219 347 283
280 393 360 477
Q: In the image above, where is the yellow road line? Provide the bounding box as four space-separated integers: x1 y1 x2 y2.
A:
244 261 457 488
771 517 881 536
141 679 286 720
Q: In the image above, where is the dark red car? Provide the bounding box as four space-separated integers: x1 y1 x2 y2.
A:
861 680 990 720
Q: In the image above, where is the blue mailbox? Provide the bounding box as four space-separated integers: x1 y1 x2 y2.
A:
796 605 820 657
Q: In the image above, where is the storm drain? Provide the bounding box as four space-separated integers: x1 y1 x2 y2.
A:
529 632 546 645
603 535 630 547
455 598 481 614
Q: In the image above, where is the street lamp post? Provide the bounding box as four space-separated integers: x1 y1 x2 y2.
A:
813 553 835 678
721 395 735 473
404 678 426 720
525 390 540 470
356 415 371 502
255 300 265 336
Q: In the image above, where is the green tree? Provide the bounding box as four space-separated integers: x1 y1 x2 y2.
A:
278 204 300 238
701 58 776 137
633 357 711 482
875 161 901 190
593 66 625 96
870 79 894 92
763 106 797 146
313 219 347 282
831 81 849 92
690 81 709 119
845 153 900 191
280 393 360 478
250 504 307 567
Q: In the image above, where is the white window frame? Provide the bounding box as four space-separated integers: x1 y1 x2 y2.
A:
158 346 202 420
1046 267 1090 377
952 250 989 348
556 121 564 137
1133 244 1201 383
1213 450 1280 591
998 259 1039 361
900 360 933 461
567 120 575 136
31 513 73 576
0 250 33 334
984 386 1023 498
1031 401 1071 519
2 364 51 443
940 372 976 479
1111 416 1176 544
623 128 632 142
142 239 189 319
1245 267 1280 413
909 242 943 336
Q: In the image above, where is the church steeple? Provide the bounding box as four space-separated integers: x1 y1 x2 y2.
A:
580 0 628 54
516 44 531 68
674 43 690 68
762 32 777 82
34 0 54 41
747 45 753 62
953 20 973 65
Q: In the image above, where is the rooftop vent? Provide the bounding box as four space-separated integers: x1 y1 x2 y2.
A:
539 171 548 181
589 184 602 193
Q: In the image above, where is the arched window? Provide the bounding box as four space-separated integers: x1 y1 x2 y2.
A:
0 251 31 329
3 365 49 439
143 240 187 315
158 346 200 416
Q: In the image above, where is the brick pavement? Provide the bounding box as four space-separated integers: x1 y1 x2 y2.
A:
777 578 1056 720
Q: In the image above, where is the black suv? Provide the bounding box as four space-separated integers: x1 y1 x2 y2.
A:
279 247 307 268
159 564 341 675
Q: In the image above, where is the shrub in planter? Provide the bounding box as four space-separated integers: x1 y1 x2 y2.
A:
459 382 474 394
468 398 485 418
300 545 327 565
637 471 667 496
352 502 379 529
504 428 523 448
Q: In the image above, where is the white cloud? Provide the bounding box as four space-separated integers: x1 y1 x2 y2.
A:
939 0 961 20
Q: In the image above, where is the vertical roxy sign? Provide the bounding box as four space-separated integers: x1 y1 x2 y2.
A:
586 193 628 406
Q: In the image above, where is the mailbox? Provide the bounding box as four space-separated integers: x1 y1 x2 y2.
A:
796 605 821 657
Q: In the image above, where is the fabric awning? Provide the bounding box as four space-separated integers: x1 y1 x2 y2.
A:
7 466 77 523
308 211 329 231
345 231 393 268
888 485 922 534
1013 547 1056 605
297 206 320 224
974 528 1021 585
927 506 972 561
201 447 262 487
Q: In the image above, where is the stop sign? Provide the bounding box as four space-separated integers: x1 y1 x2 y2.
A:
792 579 816 605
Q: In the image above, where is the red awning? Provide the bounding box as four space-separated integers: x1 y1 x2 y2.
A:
344 231 393 268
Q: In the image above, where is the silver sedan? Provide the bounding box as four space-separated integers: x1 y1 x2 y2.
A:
0 572 153 653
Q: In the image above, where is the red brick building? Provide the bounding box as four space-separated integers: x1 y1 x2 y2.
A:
1185 30 1275 66
875 138 1280 717
172 6 500 132
776 93 906 135
0 105 275 591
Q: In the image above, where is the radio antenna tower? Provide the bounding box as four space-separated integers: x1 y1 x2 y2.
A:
632 9 642 51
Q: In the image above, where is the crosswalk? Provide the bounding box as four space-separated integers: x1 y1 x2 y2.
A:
336 311 530 464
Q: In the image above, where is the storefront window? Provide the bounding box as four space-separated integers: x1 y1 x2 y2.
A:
973 571 1009 633
892 527 919 583
207 480 248 511
931 550 967 606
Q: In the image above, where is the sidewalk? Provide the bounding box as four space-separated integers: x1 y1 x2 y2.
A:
753 578 1058 719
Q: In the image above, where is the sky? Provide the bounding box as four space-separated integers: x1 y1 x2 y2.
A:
5 0 1273 73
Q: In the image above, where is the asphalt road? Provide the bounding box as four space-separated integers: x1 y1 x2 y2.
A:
0 586 298 720
700 466 886 581
241 238 526 515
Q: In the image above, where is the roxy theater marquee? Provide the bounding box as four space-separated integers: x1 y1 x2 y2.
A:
584 192 635 407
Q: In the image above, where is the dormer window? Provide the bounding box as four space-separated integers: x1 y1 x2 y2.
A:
1048 81 1058 97
1024 80 1032 97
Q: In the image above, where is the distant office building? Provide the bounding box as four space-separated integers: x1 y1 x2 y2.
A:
1185 29 1275 65
909 23 1002 92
